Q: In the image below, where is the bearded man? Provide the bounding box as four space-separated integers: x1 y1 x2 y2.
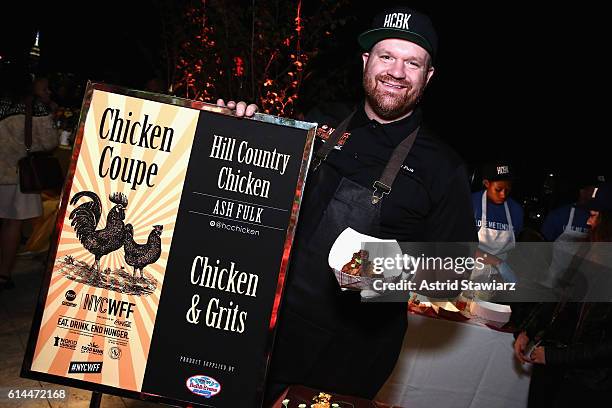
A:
219 6 477 405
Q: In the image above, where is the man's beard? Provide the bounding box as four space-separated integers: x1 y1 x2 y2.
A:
363 73 423 121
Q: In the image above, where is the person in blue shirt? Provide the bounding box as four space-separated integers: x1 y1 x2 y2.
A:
540 176 604 242
538 176 605 288
471 162 523 281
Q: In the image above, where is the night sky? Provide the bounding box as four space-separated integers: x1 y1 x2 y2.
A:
2 1 604 201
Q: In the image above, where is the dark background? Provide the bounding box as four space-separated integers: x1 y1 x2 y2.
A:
1 1 604 221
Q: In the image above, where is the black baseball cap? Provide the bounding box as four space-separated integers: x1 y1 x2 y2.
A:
482 162 514 181
577 174 606 189
587 182 612 211
358 7 438 61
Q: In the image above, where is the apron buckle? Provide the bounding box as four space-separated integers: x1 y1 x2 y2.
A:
371 180 391 204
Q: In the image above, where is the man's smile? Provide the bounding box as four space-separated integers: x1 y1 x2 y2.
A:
379 79 407 90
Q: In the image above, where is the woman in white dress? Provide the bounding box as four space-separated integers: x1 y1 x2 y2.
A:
0 72 57 289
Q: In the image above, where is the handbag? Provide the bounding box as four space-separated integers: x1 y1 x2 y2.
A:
17 97 63 193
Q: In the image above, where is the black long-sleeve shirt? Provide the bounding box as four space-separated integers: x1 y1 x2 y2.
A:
306 103 477 243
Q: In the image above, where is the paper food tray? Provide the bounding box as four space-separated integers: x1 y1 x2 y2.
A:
332 268 403 290
328 227 404 291
469 299 511 323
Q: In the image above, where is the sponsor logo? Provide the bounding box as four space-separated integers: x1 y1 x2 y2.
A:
68 361 103 374
108 346 122 360
65 290 77 301
113 319 132 328
186 375 222 398
80 342 104 356
53 336 77 350
63 290 78 307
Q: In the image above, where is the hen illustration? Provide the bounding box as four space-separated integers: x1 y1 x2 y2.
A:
123 224 163 278
69 191 128 272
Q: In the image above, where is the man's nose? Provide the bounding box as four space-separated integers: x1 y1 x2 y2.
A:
386 60 406 79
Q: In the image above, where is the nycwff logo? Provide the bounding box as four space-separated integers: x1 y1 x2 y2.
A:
68 361 103 374
383 13 412 30
82 294 135 318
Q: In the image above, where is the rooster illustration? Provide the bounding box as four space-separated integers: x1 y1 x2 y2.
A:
69 191 128 272
123 224 163 278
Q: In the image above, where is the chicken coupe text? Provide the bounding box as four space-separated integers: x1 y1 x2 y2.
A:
98 108 174 191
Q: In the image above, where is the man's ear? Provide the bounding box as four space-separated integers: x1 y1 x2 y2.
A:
425 66 435 86
483 179 490 189
362 53 370 71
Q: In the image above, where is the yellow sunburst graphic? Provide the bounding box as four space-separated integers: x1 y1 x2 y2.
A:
31 90 200 392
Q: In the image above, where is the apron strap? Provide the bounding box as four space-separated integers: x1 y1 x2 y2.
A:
371 126 420 204
503 200 514 232
566 206 576 231
311 111 356 171
310 110 420 205
480 191 487 231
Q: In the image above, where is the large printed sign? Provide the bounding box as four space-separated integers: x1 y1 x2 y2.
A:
22 83 316 407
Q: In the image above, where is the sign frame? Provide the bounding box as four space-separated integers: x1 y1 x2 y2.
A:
21 81 316 407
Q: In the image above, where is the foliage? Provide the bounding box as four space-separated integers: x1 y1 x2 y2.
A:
167 0 352 117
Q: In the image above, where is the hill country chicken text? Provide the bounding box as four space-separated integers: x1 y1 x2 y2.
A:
98 108 174 190
208 134 292 199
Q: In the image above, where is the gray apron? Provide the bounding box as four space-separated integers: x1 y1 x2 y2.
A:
265 113 419 401
542 206 589 288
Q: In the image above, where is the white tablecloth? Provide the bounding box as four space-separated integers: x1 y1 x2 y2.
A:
376 313 532 408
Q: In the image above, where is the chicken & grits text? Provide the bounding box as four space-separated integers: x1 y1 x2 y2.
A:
186 255 260 334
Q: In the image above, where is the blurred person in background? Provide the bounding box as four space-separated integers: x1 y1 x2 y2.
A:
513 182 612 407
540 175 604 242
31 75 58 113
538 175 605 288
0 68 58 290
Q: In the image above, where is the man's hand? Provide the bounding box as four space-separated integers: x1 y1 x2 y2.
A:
530 346 546 365
216 99 258 117
513 331 530 364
